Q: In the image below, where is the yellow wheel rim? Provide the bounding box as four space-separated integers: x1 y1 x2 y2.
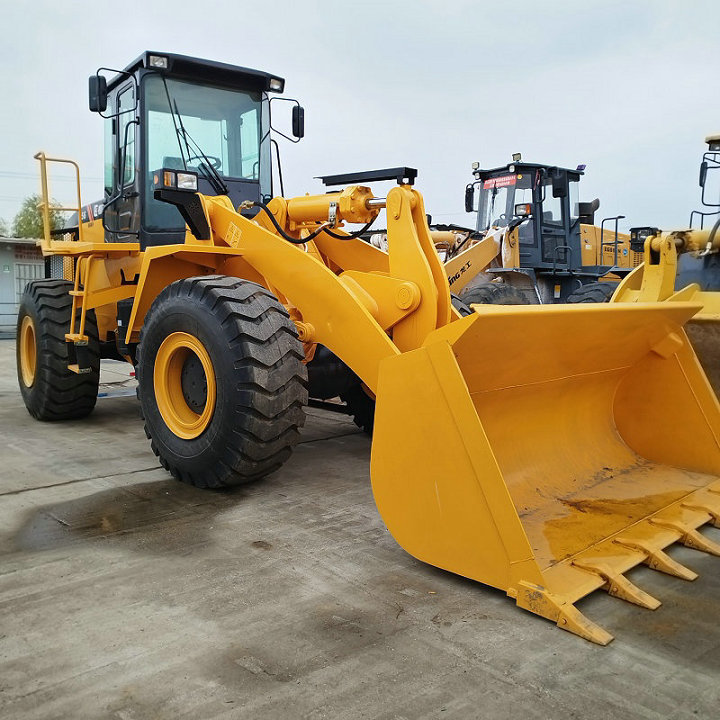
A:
153 332 216 440
19 315 37 388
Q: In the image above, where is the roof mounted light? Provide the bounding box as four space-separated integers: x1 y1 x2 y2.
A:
512 152 522 162
269 77 284 92
706 134 720 151
148 54 168 69
576 164 587 172
471 161 480 171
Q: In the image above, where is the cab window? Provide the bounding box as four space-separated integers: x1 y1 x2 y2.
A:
117 86 136 187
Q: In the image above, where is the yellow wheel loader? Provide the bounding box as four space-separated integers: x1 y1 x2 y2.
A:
446 159 639 304
17 52 720 644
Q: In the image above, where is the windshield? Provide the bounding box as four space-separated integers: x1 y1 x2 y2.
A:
477 174 516 231
143 74 265 230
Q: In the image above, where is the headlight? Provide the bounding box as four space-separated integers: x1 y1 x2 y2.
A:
153 168 199 192
177 172 198 191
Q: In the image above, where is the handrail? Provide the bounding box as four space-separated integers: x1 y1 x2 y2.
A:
690 208 720 230
599 214 625 266
33 151 84 249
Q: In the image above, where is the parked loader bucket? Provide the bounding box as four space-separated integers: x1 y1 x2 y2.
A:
370 301 720 644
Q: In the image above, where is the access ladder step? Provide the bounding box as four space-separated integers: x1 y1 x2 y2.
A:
65 335 93 374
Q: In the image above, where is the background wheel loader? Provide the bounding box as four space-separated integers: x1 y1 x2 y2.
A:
367 158 638 307
17 52 720 644
456 158 640 305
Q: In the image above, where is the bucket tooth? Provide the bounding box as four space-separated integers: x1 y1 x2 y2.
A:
613 538 698 581
515 582 613 645
681 502 720 528
572 560 661 610
650 519 720 556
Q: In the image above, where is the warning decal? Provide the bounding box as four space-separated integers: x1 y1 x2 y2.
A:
483 174 517 189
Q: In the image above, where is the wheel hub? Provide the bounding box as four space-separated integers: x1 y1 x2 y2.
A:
153 332 216 439
181 353 208 413
19 315 37 387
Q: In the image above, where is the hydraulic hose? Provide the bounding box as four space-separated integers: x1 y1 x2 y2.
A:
251 201 376 244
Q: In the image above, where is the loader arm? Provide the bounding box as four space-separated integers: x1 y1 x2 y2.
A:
167 183 456 391
445 234 501 293
613 227 720 321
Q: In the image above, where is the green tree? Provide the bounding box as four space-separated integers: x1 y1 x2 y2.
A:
0 217 9 236
12 194 65 238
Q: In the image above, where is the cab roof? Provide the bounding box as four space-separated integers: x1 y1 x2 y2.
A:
107 51 285 94
474 162 583 181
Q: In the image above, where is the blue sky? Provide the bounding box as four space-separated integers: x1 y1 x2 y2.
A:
0 0 717 232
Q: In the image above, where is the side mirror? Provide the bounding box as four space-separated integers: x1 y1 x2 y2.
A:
89 74 108 113
292 105 305 139
551 172 567 198
700 160 708 188
465 184 475 213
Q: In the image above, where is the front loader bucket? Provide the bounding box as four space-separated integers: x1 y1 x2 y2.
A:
370 302 720 644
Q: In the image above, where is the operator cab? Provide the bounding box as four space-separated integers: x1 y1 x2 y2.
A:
88 52 303 248
681 134 720 292
466 161 586 268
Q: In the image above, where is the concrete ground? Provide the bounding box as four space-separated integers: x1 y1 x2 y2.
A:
1 338 720 719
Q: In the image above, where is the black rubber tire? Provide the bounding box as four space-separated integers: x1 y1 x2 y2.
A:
566 281 620 303
451 293 473 317
136 276 308 489
340 383 375 436
459 283 498 305
16 279 100 420
461 283 529 305
341 294 471 437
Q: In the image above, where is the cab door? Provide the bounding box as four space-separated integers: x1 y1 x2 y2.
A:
103 82 140 242
539 174 570 267
114 83 140 241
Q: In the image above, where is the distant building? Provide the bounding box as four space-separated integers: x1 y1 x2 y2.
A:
0 237 44 337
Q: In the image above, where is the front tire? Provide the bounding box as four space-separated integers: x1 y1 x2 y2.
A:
16 279 100 420
566 281 620 303
461 283 529 306
341 294 471 436
136 276 307 489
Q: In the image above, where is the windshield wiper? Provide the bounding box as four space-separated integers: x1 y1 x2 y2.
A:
160 77 188 168
173 100 229 196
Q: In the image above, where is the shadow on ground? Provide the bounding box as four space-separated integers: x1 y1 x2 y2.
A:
4 478 254 556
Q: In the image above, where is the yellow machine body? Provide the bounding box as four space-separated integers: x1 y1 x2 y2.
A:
579 223 640 270
33 153 720 644
613 228 720 392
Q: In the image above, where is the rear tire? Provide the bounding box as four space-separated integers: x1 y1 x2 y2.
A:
566 281 619 303
16 279 100 420
136 276 308 489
